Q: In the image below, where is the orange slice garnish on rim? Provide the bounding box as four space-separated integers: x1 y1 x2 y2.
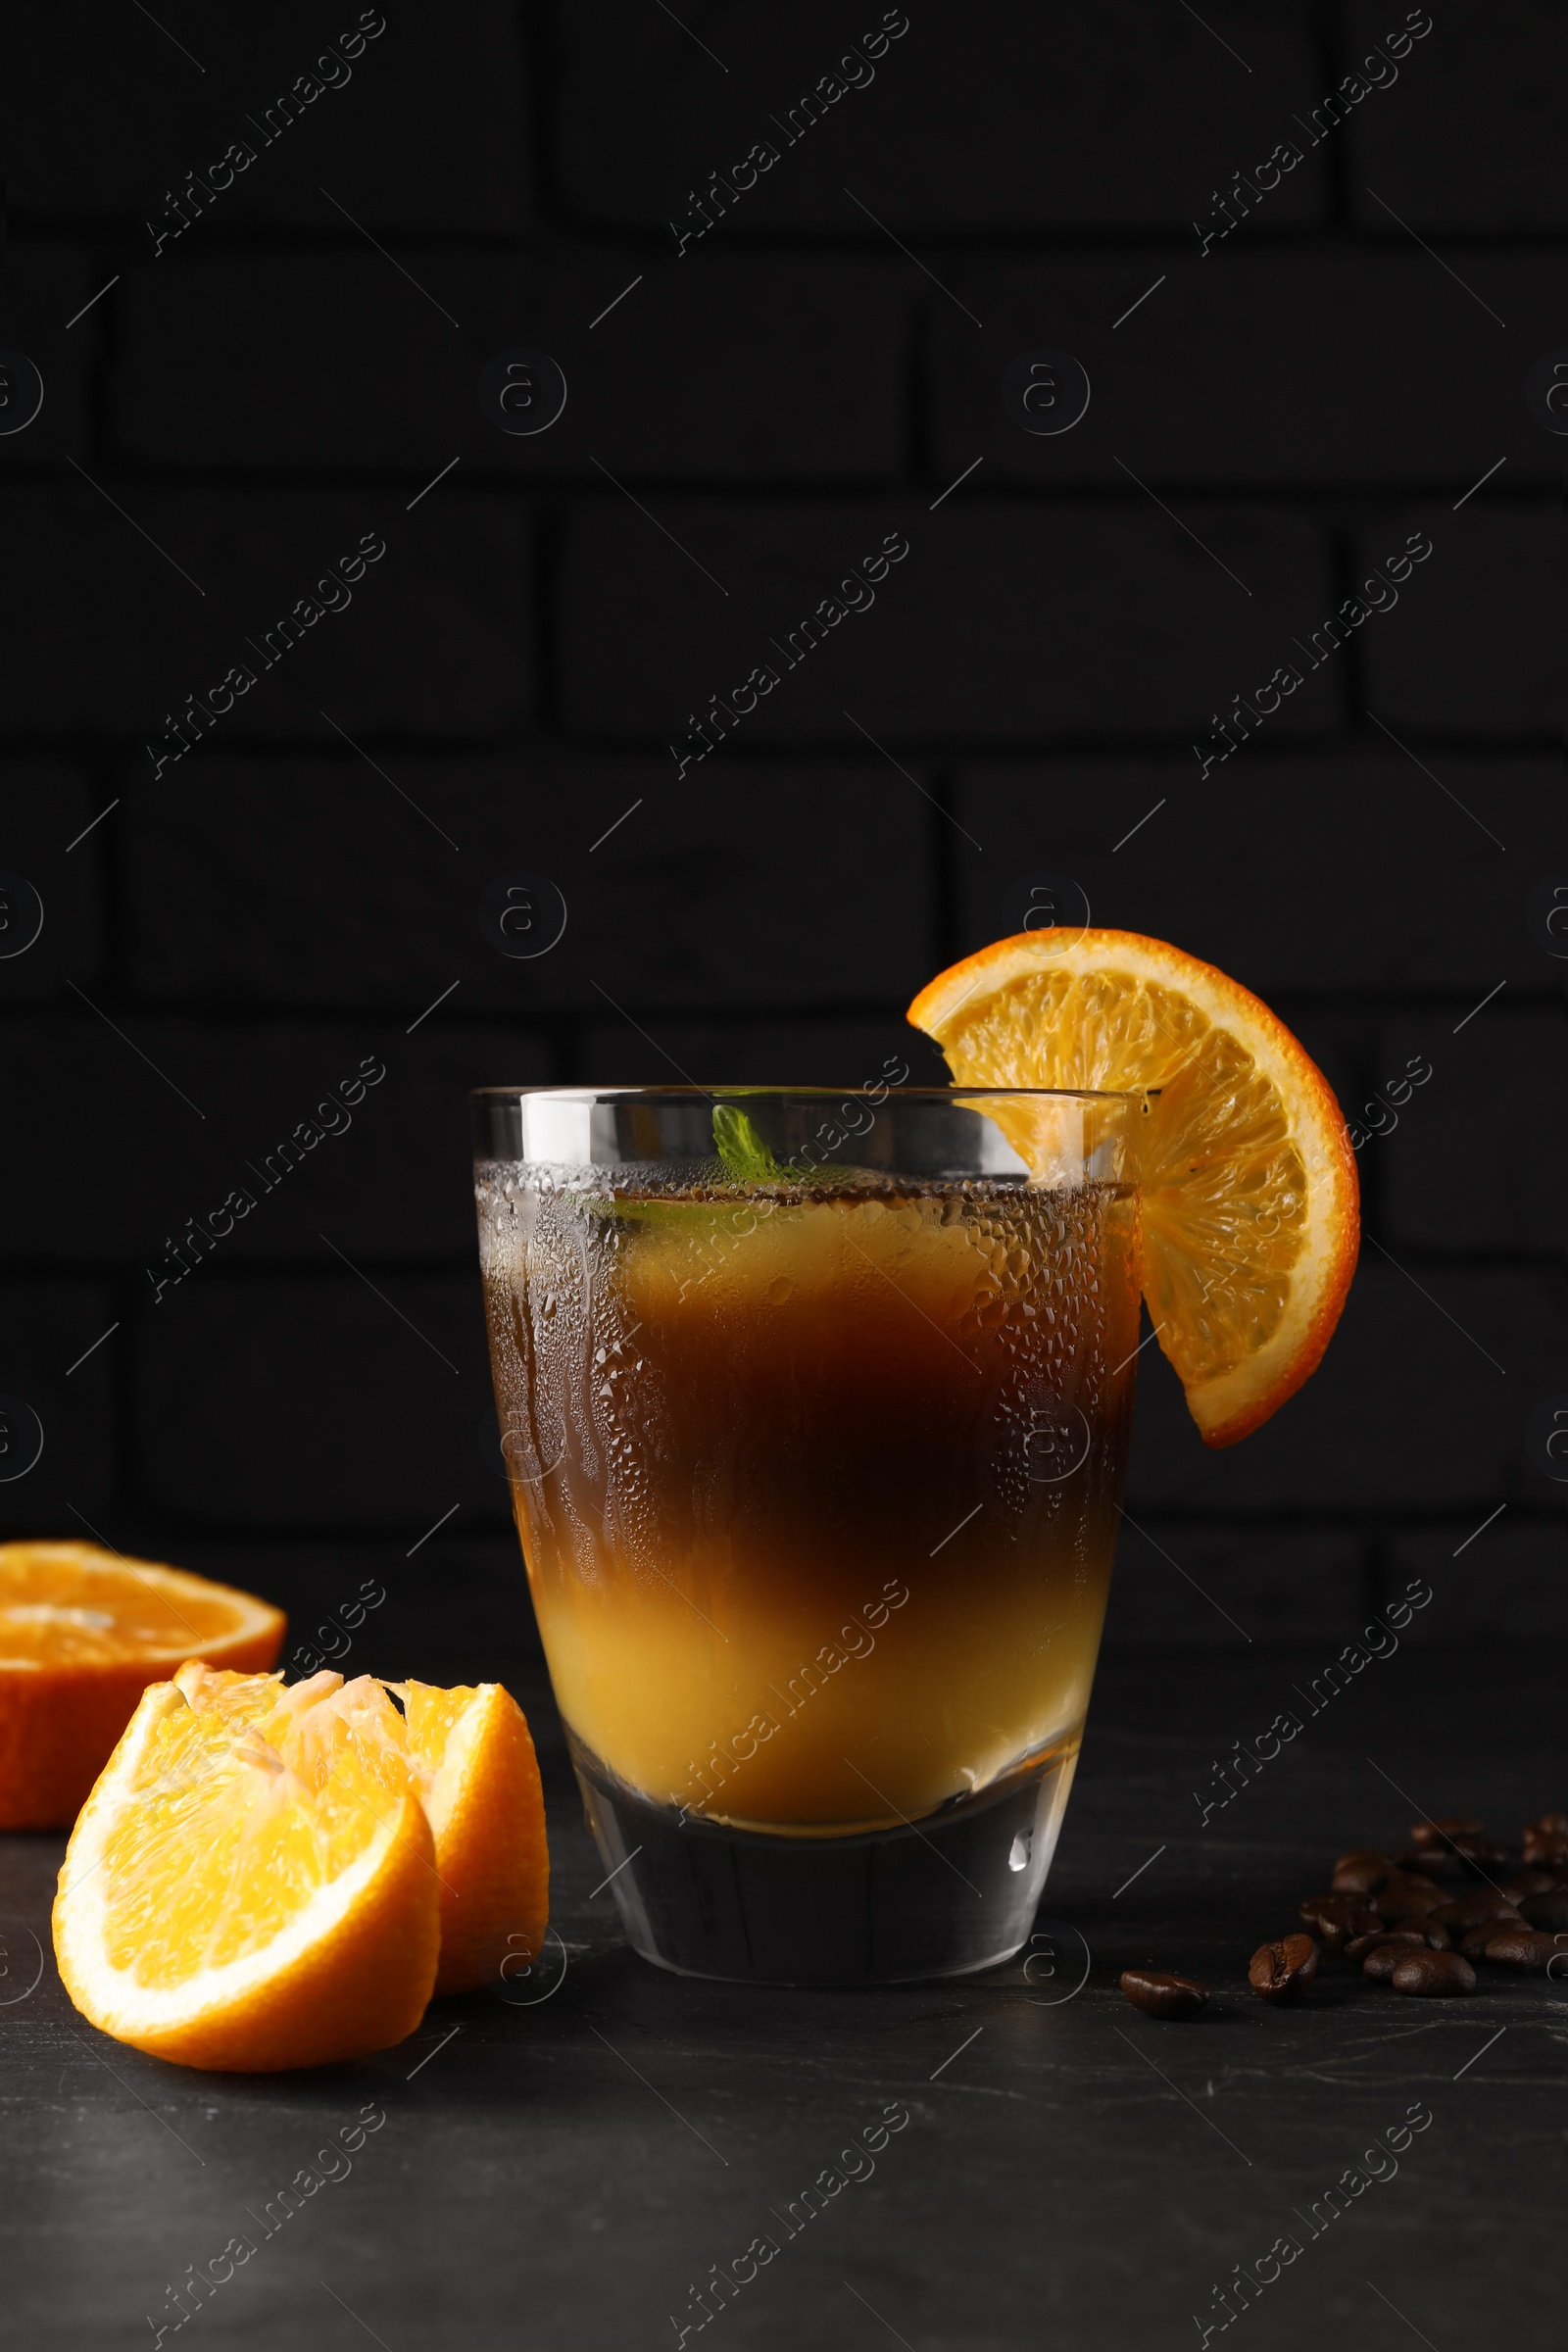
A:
908 929 1359 1446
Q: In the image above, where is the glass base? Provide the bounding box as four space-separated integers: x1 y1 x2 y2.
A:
569 1728 1082 1985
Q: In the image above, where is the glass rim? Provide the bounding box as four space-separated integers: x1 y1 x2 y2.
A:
469 1083 1144 1105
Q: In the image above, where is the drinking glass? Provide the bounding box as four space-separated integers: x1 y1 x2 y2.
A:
472 1085 1141 1984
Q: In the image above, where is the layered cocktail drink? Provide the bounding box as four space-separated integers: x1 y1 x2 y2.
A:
474 1086 1141 1983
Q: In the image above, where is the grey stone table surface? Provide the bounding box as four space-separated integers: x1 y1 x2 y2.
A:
2 1640 1560 2352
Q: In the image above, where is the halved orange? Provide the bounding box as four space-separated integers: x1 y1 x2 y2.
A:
908 930 1358 1446
53 1663 438 2072
0 1542 284 1830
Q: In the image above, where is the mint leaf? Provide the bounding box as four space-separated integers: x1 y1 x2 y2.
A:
711 1104 785 1184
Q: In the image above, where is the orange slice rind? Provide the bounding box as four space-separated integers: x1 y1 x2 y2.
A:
908 928 1359 1446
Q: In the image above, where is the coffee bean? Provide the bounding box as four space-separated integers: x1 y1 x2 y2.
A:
1299 1895 1383 1947
1364 1923 1449 1957
1376 1884 1447 1923
1119 1969 1209 2019
1390 1949 1477 1997
1348 1927 1426 1962
1459 1926 1505 1962
1451 1837 1510 1877
1396 1845 1451 1878
1410 1816 1482 1848
1521 1889 1568 1930
1484 1929 1565 1973
1363 1939 1425 1982
1522 1816 1568 1869
1331 1850 1396 1895
1431 1892 1521 1933
1502 1872 1562 1900
1249 1935 1319 2003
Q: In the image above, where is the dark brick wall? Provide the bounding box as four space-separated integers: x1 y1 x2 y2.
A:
1 0 1562 1666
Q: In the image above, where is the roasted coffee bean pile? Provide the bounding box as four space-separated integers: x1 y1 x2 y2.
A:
1302 1812 1568 1995
1118 1812 1567 2019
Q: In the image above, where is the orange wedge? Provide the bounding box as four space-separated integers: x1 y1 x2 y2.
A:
395 1679 549 1997
0 1542 284 1830
908 930 1358 1446
53 1663 438 2072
